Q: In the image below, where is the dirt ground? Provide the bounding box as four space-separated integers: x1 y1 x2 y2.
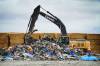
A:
0 61 100 66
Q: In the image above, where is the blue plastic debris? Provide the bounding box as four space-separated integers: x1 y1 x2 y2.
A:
80 55 98 61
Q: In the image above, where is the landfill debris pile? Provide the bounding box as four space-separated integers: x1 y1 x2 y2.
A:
0 40 99 61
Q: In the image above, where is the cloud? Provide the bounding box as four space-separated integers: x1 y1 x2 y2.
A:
0 0 100 34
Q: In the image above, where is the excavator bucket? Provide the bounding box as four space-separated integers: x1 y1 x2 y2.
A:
25 5 40 45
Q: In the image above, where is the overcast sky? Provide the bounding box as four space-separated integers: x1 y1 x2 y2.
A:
0 0 100 34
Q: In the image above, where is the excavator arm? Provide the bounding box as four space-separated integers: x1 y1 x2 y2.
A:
24 5 69 45
26 5 40 33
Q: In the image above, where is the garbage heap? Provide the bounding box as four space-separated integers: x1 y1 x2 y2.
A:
0 40 96 61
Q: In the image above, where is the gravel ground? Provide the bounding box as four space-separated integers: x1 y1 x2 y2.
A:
0 60 100 66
